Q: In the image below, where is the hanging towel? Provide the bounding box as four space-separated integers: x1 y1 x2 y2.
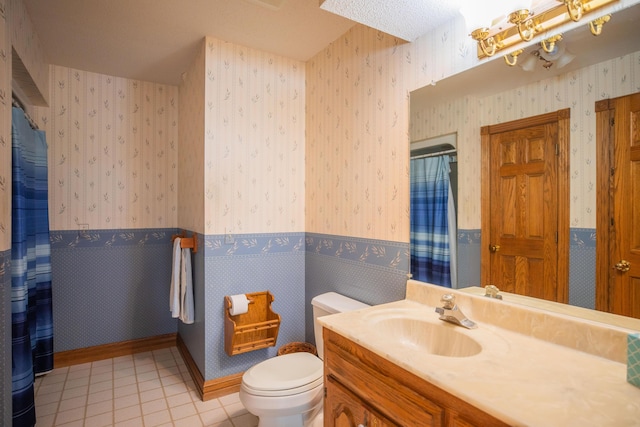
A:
169 237 181 318
179 246 194 324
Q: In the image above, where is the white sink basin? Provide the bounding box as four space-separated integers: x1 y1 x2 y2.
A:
360 307 483 358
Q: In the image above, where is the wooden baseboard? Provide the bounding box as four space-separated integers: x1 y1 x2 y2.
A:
54 333 177 368
176 334 243 401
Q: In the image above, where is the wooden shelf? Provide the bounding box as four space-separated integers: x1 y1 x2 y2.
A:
224 291 281 356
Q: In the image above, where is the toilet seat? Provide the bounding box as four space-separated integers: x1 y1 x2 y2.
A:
242 352 323 397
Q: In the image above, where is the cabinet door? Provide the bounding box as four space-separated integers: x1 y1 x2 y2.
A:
447 409 493 427
325 376 396 427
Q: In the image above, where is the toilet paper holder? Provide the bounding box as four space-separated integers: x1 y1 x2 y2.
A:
224 291 281 356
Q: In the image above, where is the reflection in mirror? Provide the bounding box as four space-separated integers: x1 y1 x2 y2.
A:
409 133 458 289
408 2 640 322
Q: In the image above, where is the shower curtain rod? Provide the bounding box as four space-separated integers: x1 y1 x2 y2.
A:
411 148 457 161
11 97 39 130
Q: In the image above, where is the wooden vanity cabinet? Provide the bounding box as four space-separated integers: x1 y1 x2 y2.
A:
323 328 510 427
325 375 395 427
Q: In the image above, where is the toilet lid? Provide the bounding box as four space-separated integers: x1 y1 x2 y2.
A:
242 352 323 395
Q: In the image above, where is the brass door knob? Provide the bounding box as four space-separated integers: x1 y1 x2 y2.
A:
489 244 500 253
614 260 631 272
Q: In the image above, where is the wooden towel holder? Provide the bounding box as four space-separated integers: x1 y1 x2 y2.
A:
224 291 281 356
172 230 198 253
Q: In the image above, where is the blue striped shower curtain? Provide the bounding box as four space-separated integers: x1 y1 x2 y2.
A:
12 107 53 427
410 155 455 288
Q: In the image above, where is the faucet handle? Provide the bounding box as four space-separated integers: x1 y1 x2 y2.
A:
484 285 503 299
440 293 455 309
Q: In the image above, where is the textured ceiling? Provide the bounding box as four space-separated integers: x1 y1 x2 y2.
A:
22 0 466 86
320 0 468 41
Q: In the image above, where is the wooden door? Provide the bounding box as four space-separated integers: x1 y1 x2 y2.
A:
481 110 570 303
596 93 640 319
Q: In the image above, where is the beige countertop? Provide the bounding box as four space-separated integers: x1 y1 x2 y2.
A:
319 280 640 427
458 286 640 332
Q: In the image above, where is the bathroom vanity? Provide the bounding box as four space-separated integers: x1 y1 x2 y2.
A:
324 327 508 426
320 280 640 426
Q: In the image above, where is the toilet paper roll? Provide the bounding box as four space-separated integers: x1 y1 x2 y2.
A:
229 294 249 316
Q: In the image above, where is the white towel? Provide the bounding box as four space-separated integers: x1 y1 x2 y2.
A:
179 247 194 324
169 237 181 318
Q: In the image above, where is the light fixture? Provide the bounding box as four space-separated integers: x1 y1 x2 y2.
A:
508 1 536 42
558 0 585 21
470 29 502 57
589 14 610 35
518 39 576 71
541 34 563 53
519 51 540 71
462 2 509 57
464 0 617 59
504 49 524 66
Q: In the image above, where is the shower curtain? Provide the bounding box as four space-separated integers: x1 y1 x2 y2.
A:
410 155 455 288
11 106 53 427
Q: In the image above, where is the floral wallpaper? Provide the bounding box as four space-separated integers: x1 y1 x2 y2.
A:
10 0 48 106
202 36 306 235
177 38 206 234
2 0 638 249
33 65 178 231
305 13 489 242
306 0 640 241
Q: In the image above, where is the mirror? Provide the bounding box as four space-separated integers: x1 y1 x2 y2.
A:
409 133 458 288
409 2 640 317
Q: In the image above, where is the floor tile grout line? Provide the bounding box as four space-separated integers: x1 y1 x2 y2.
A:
33 346 257 427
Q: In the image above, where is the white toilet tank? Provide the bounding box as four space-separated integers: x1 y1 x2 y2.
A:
311 292 370 360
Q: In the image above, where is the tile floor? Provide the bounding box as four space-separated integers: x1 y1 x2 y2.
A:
34 346 258 427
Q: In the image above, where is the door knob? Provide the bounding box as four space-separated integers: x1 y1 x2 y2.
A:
614 260 631 272
489 244 500 253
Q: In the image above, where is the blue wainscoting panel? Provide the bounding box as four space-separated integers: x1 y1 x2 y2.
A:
569 228 596 309
1 249 11 426
457 230 481 288
177 232 206 377
202 233 306 381
304 233 410 345
50 229 178 351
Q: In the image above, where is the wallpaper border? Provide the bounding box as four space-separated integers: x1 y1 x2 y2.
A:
456 229 595 248
458 229 481 245
305 233 410 273
204 233 305 258
49 228 175 250
47 228 594 251
570 228 596 249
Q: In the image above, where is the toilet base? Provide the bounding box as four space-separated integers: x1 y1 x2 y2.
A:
240 383 323 427
255 405 322 427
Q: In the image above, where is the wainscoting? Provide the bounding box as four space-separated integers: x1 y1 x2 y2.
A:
50 229 179 352
176 335 242 401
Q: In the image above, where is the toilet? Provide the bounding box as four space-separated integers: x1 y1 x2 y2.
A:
239 292 370 427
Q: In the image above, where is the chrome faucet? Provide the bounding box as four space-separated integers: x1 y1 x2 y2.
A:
435 294 477 329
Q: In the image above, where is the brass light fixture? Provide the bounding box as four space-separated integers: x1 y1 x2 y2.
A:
541 34 563 53
508 8 537 41
589 14 611 35
504 49 524 66
464 0 618 59
470 29 502 57
515 35 576 70
557 0 585 21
